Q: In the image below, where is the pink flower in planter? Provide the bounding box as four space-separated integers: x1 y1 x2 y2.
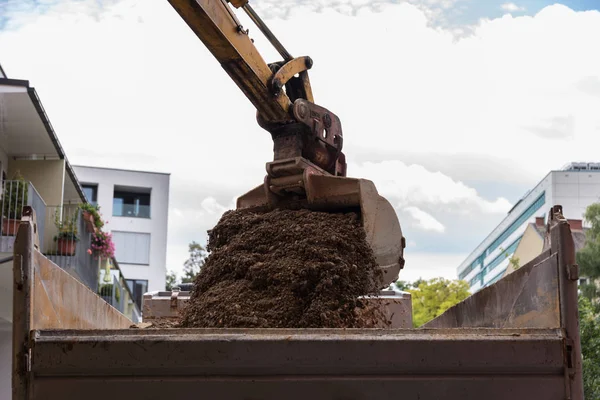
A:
90 230 116 259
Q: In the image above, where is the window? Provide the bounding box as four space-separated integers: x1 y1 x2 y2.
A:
125 279 148 311
459 256 483 280
82 184 98 205
487 269 506 286
113 186 151 218
481 237 522 278
579 278 590 286
485 192 545 258
469 274 480 287
459 192 545 281
112 231 151 265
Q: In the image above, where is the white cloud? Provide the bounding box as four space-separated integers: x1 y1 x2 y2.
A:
350 160 512 214
398 252 468 282
404 206 446 233
1 2 600 282
250 0 463 25
166 196 235 277
501 3 525 12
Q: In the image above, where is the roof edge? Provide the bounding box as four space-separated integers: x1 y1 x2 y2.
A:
72 164 171 176
0 77 29 87
25 86 87 202
530 222 545 239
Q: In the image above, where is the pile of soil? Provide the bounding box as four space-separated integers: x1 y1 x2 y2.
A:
177 208 390 329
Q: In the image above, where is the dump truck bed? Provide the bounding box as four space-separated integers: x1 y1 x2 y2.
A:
11 205 584 400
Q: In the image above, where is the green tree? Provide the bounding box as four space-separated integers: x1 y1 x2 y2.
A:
165 270 177 290
407 277 471 328
508 256 520 270
182 241 208 283
500 246 521 271
577 203 600 302
412 277 426 289
579 295 600 398
395 280 412 291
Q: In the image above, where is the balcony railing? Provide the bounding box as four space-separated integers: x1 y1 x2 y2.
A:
44 205 98 291
42 204 141 322
99 257 142 323
113 203 151 218
1 179 47 252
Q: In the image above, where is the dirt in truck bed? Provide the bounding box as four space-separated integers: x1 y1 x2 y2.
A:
177 208 390 329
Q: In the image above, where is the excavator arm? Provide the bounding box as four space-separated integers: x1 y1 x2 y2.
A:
167 0 406 287
167 0 290 123
167 0 314 122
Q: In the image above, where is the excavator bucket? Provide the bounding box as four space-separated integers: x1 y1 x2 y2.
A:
237 174 405 287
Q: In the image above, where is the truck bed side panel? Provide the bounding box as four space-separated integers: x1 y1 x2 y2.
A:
29 328 566 400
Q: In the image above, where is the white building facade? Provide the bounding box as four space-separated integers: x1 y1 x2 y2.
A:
73 165 170 309
457 162 600 292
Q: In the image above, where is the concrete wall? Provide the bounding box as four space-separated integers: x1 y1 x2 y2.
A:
507 224 544 275
0 146 7 181
0 329 10 400
0 260 12 324
552 170 600 223
8 159 66 250
73 166 170 293
7 159 65 207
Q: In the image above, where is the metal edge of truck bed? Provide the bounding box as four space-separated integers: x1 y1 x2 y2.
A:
30 325 568 369
29 327 566 373
26 327 569 400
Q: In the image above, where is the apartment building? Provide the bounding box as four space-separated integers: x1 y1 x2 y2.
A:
1 71 90 319
0 65 141 398
73 165 170 309
457 162 600 292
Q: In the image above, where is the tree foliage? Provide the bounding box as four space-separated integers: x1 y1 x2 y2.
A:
583 203 600 239
401 277 471 327
182 241 208 284
165 270 177 291
395 280 411 291
500 246 520 271
579 295 600 398
577 203 600 301
164 241 209 290
575 203 600 397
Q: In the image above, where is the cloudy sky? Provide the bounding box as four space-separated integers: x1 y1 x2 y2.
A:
1 0 600 283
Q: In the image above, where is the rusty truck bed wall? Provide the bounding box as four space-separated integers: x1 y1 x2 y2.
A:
11 210 132 399
12 206 584 400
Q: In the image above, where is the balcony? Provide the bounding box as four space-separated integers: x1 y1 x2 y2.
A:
1 179 47 254
43 204 98 291
99 258 142 323
113 203 151 219
113 187 151 219
41 204 140 322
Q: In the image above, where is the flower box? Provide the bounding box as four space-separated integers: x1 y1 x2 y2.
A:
2 218 19 236
82 211 96 233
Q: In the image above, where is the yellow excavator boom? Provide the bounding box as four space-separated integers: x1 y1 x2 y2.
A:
167 0 314 124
